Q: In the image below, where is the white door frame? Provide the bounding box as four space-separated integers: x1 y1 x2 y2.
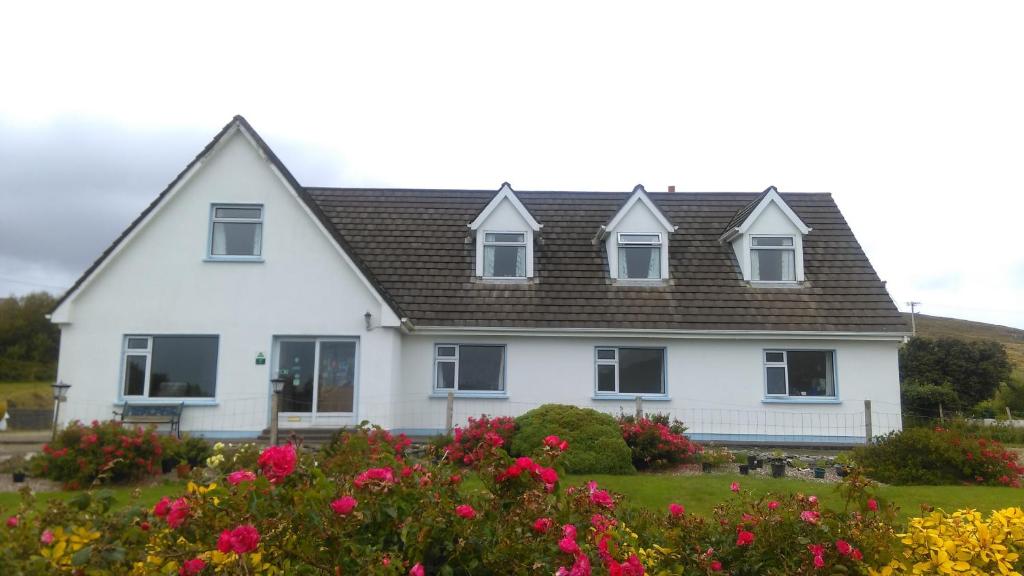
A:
273 336 358 427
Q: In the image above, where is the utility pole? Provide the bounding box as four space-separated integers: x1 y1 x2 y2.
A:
906 301 922 336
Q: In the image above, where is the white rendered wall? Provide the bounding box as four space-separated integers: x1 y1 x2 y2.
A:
396 334 902 442
54 129 401 436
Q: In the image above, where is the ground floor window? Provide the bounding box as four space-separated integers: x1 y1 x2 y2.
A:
121 335 218 399
434 344 505 393
276 339 357 413
764 350 835 398
595 347 666 395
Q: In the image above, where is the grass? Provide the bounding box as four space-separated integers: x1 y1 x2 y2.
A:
0 481 185 512
0 381 53 414
566 472 1024 524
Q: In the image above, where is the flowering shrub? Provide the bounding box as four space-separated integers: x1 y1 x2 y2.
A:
618 416 702 470
854 427 1024 486
870 507 1024 576
443 414 516 467
31 419 172 487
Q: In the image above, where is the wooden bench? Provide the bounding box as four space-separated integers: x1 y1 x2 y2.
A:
113 402 184 438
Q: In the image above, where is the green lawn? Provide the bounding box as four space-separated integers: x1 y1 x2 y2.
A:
0 482 185 512
566 473 1024 524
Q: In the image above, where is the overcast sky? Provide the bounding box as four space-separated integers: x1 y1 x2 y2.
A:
1 1 1022 328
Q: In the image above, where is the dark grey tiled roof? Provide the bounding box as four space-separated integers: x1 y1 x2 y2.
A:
306 188 908 333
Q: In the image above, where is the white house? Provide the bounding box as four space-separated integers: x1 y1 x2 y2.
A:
50 116 908 442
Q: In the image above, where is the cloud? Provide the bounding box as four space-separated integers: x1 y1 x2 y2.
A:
914 273 964 292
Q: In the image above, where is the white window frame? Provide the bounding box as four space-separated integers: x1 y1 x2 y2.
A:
762 349 837 399
207 203 264 261
481 231 528 279
749 234 797 283
432 344 507 395
616 233 663 280
120 335 220 401
594 346 667 396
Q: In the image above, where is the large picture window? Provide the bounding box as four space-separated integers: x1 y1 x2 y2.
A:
750 236 795 281
121 336 218 399
434 344 505 393
617 233 662 279
209 204 263 258
764 350 835 398
595 347 666 395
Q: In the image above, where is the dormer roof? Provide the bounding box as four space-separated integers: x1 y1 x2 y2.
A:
596 185 677 241
468 182 542 232
719 186 811 242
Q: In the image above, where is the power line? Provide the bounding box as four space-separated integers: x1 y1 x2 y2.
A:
0 276 69 291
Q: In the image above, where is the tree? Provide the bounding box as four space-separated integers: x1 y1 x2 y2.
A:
899 336 1013 409
0 292 60 380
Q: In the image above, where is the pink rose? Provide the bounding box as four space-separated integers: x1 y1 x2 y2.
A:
710 560 723 571
219 524 260 554
257 444 296 484
543 435 568 451
730 482 740 493
835 539 852 556
851 549 863 561
217 530 233 553
808 495 818 506
409 563 425 576
6 516 18 528
800 510 820 525
152 497 171 517
179 558 206 576
558 536 580 554
227 470 257 485
354 467 396 489
455 504 477 519
40 530 54 544
331 495 358 516
586 482 614 509
867 498 878 511
669 503 685 517
538 466 559 488
166 497 190 528
736 529 755 546
767 500 780 510
533 517 553 533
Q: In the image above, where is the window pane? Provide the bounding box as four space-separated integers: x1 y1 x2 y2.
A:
765 351 785 363
486 245 525 277
123 355 147 396
215 207 261 219
457 346 504 391
127 337 149 350
752 249 795 281
317 341 355 413
619 247 660 279
752 237 793 247
618 348 664 394
436 346 457 358
436 361 455 389
279 341 315 412
787 351 835 397
212 222 262 256
149 336 218 398
596 349 617 360
619 234 661 244
597 364 616 392
485 232 525 243
766 366 787 395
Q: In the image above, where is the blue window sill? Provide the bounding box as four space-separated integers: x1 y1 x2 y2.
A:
203 257 264 263
761 397 841 404
429 391 509 400
592 394 671 402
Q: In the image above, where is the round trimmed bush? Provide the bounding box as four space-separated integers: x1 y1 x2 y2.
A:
511 404 634 474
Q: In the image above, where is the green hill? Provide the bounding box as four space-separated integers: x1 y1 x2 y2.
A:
905 313 1024 372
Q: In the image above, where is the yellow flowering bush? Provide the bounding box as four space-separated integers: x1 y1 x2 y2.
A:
871 507 1024 576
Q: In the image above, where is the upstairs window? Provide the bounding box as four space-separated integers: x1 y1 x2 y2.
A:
595 347 665 395
434 344 506 393
751 236 795 281
617 233 662 279
483 232 526 278
210 204 263 258
764 350 835 398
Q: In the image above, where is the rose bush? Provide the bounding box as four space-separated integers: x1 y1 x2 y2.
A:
618 415 702 470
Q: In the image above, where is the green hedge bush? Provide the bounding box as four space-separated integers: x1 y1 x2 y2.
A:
511 404 634 474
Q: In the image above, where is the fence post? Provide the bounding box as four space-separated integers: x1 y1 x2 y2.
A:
635 396 643 421
863 399 872 443
1007 406 1013 423
445 391 454 435
939 403 944 422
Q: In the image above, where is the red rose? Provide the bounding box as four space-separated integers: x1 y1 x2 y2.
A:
179 558 206 576
533 517 553 533
257 444 296 484
227 470 256 485
331 496 358 516
669 503 685 517
710 560 723 571
217 530 233 553
736 529 755 546
455 504 477 519
166 498 190 528
222 524 260 554
152 497 171 517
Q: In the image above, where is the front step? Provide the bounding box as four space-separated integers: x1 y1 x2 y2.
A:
255 428 342 449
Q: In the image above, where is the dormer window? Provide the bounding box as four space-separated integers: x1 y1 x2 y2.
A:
483 232 526 278
617 233 662 279
751 236 795 282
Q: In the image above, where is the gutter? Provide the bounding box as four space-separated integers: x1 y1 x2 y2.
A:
405 325 910 341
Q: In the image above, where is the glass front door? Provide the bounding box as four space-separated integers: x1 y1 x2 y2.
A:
276 338 357 427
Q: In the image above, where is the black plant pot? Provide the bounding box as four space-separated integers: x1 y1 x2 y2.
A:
739 464 749 475
161 458 177 474
835 466 849 478
770 462 786 478
746 455 757 468
12 471 26 483
813 467 826 479
701 462 713 473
